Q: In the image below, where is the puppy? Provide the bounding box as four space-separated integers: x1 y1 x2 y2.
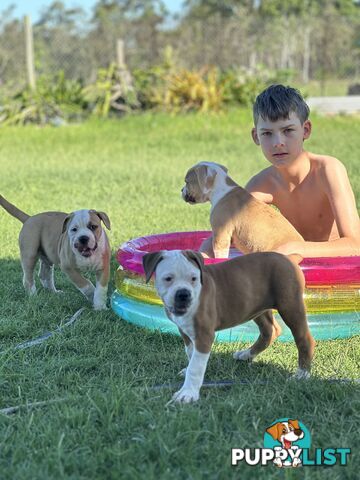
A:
0 195 111 310
181 162 303 258
143 250 315 404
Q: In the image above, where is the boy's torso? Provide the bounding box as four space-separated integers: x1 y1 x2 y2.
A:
254 155 340 242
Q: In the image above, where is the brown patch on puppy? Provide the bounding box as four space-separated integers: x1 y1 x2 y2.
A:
182 250 204 283
90 210 111 230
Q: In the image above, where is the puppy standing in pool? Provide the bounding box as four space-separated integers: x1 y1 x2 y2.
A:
143 250 315 404
0 195 111 310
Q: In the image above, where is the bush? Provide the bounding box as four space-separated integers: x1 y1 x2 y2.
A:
163 67 223 113
0 62 298 124
220 68 264 106
82 63 139 118
0 72 86 125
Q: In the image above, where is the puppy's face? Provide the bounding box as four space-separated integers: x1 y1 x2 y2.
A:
64 210 111 258
181 162 228 204
144 250 203 317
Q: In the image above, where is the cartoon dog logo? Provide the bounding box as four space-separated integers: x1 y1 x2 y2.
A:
266 419 304 467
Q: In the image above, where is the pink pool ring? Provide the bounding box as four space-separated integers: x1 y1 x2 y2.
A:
116 231 360 286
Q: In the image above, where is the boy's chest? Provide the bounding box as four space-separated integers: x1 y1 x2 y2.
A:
271 184 338 241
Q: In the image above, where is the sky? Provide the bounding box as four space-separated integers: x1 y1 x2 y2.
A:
1 0 184 22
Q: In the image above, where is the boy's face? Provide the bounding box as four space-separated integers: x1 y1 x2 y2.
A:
251 112 311 168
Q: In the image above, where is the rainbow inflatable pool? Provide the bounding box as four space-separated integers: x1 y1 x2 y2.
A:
111 231 360 342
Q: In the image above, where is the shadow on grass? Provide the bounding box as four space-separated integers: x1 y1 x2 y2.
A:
113 321 359 398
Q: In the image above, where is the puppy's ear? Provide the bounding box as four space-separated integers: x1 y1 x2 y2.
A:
195 164 217 192
266 423 281 441
183 250 204 283
194 164 208 188
142 252 163 283
218 164 228 174
62 214 73 234
94 211 111 230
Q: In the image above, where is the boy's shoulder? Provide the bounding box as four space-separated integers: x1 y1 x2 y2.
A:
308 152 349 176
245 153 349 200
309 152 340 164
245 166 275 202
245 166 276 189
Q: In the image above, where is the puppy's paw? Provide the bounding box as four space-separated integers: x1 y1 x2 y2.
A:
93 303 108 311
27 285 37 296
171 387 199 404
80 284 95 302
233 349 254 362
291 368 311 380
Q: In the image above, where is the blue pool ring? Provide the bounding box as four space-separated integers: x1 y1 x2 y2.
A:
112 290 360 342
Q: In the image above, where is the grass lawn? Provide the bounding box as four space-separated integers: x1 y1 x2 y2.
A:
0 110 359 479
295 79 357 97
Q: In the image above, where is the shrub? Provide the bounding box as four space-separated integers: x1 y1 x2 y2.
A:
82 63 139 118
0 61 297 124
0 72 86 125
163 67 223 113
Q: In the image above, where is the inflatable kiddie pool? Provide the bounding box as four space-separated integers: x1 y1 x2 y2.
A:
111 231 360 342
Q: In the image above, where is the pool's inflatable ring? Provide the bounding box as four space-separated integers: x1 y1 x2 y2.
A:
114 268 360 313
112 231 360 342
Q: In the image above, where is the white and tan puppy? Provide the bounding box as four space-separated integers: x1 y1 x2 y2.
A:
143 250 315 404
0 195 111 310
182 162 303 258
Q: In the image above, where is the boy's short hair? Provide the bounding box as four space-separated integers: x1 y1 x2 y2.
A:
253 84 310 125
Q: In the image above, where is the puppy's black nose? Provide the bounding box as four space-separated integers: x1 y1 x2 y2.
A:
78 235 89 245
175 289 191 304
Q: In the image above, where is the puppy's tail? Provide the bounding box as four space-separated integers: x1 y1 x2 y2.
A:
0 195 30 223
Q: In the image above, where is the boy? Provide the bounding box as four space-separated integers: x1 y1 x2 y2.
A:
246 84 360 258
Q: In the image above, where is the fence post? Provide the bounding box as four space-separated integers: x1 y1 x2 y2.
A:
116 39 125 68
24 15 36 90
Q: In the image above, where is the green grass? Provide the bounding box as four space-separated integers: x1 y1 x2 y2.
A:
295 79 357 97
0 110 359 479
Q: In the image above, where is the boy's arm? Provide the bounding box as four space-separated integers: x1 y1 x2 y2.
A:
276 159 360 257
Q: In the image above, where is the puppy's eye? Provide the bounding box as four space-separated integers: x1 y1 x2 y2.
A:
71 227 78 232
164 276 173 282
191 276 197 282
89 225 98 231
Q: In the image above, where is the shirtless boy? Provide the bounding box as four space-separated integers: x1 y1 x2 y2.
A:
246 84 360 258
